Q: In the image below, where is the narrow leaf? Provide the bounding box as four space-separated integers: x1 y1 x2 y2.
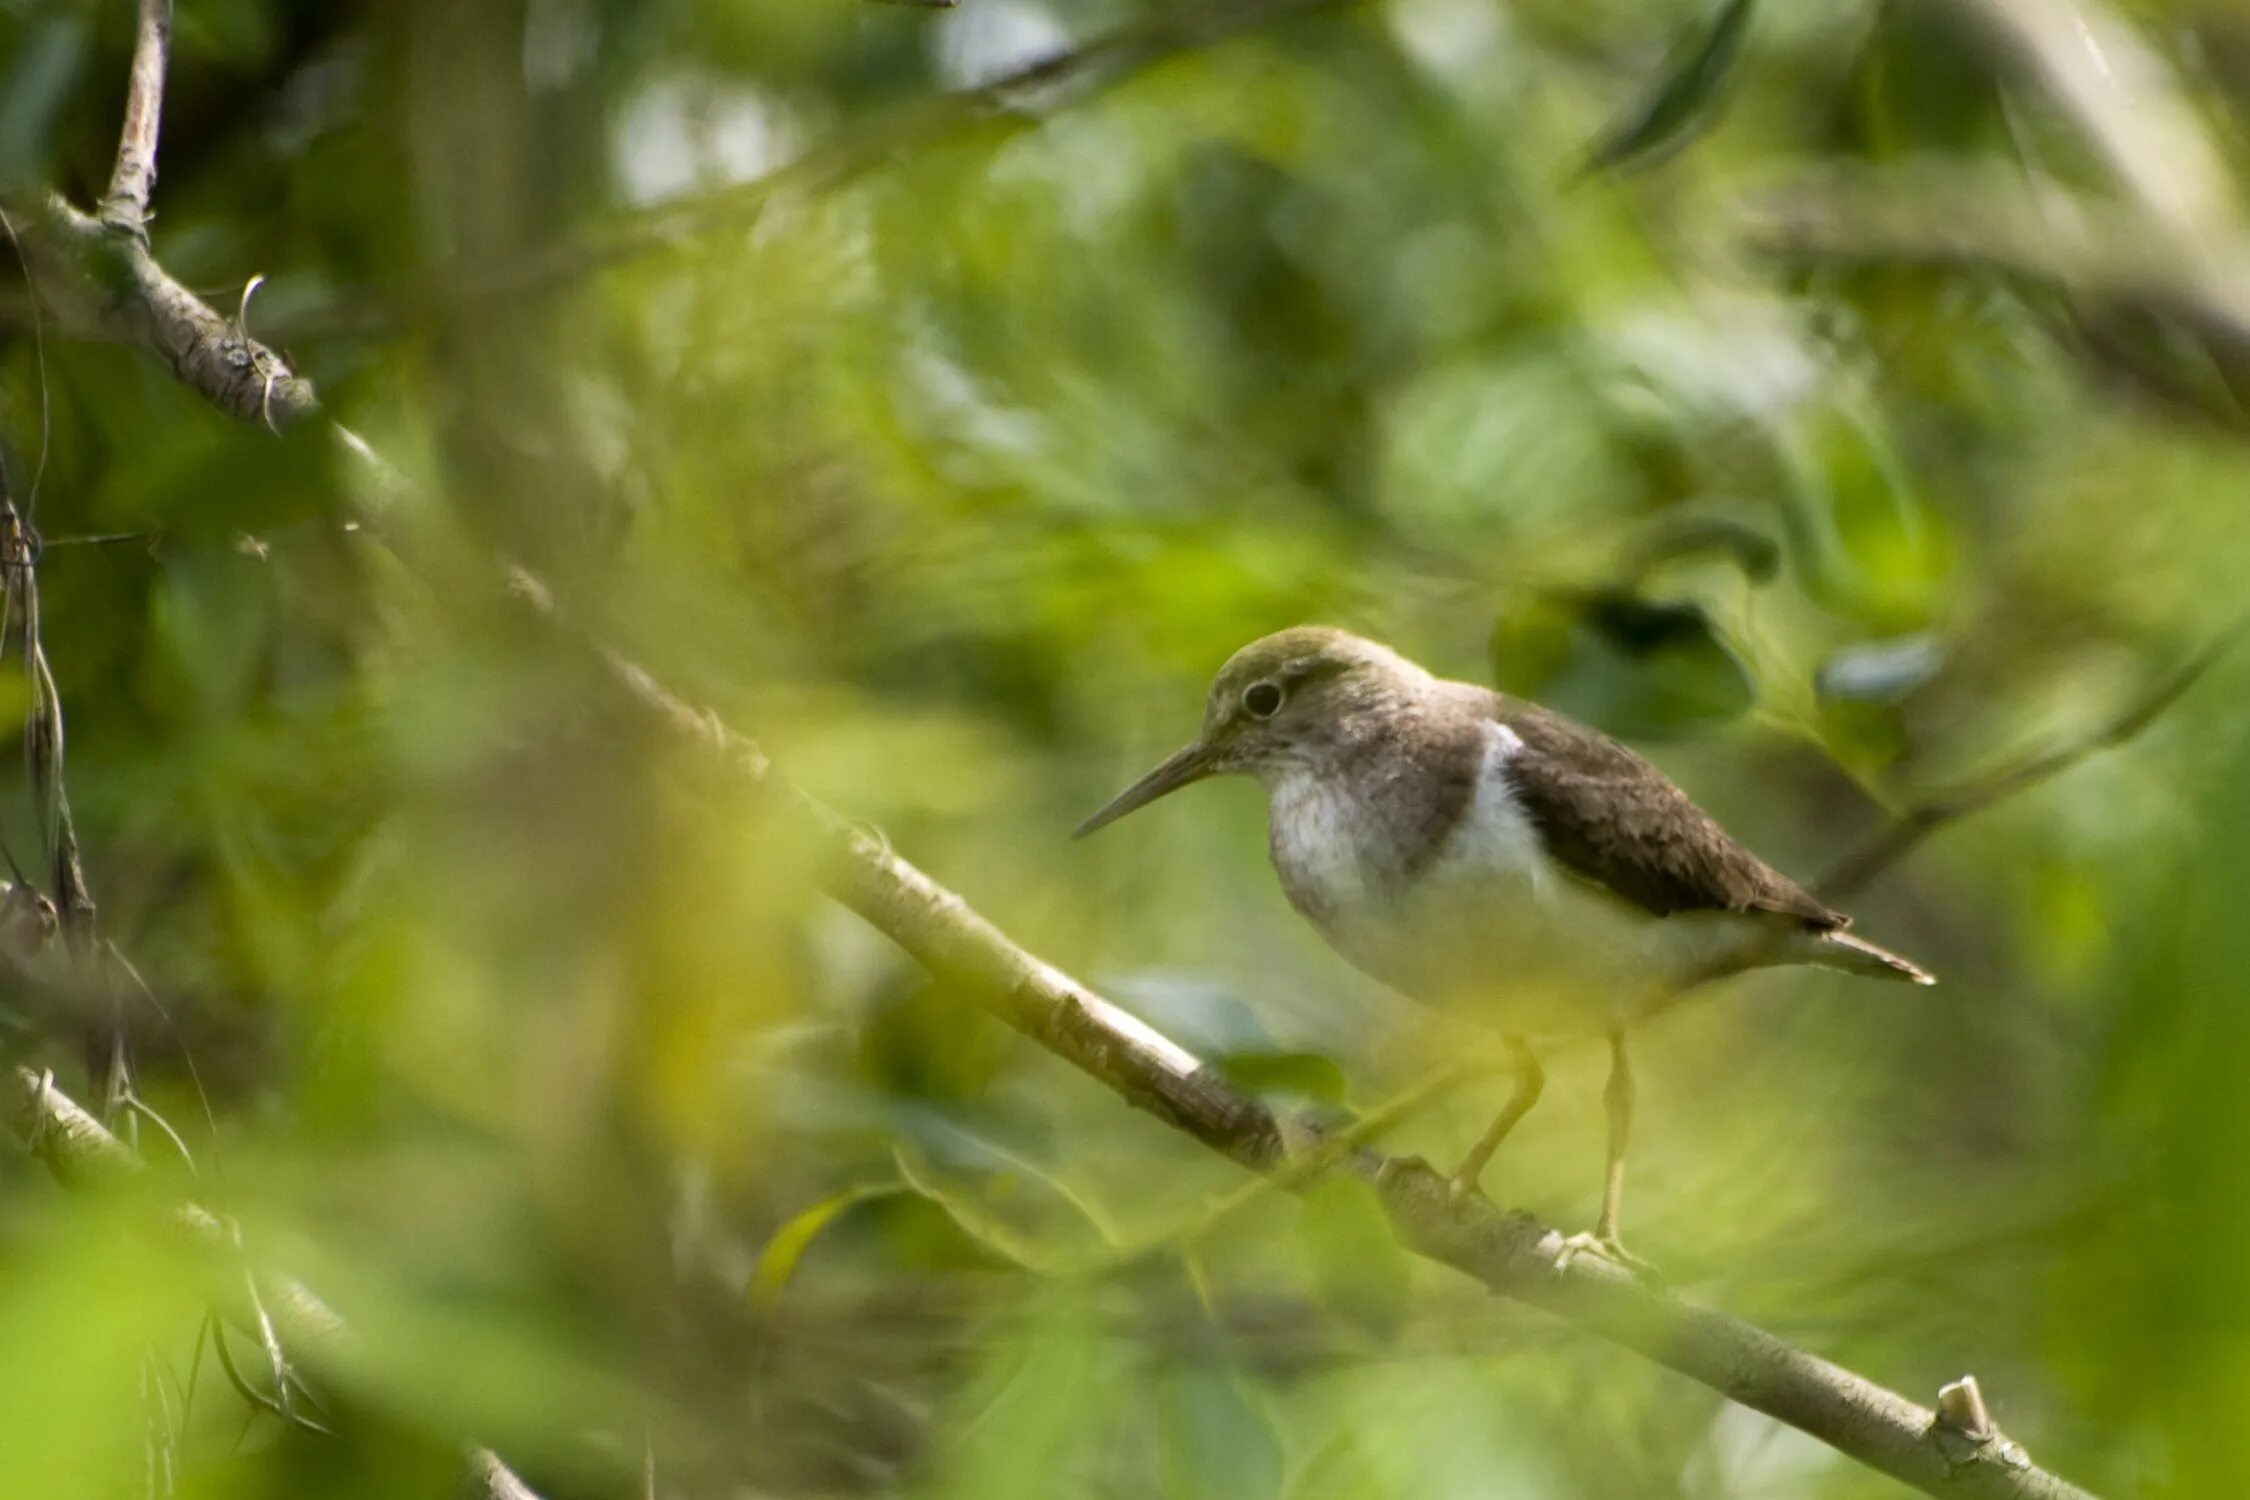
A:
1582 0 1757 175
748 1183 903 1307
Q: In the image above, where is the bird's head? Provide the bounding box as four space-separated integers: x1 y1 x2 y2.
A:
1074 626 1425 837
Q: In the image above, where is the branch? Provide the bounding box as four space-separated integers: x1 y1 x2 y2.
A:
4 191 315 427
101 0 173 233
7 1067 539 1500
1817 627 2234 899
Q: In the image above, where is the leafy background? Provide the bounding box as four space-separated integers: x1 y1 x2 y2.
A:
2 0 2249 1495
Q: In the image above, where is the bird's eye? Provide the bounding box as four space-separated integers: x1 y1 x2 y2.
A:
1242 681 1284 719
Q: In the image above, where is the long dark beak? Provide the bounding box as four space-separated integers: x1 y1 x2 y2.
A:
1073 741 1216 839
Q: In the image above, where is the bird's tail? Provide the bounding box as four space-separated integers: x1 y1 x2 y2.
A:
1815 929 1936 986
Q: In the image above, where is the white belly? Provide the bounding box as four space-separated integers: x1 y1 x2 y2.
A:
1269 727 1747 1037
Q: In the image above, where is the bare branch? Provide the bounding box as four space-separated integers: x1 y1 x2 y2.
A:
102 0 174 233
6 1067 542 1500
3 192 316 428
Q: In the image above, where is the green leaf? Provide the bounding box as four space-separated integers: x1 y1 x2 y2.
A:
1156 1363 1284 1500
1495 589 1756 739
1298 1177 1410 1340
894 1142 1080 1273
1582 0 1757 175
0 16 87 189
748 1183 904 1308
941 1290 1114 1500
1216 1050 1351 1106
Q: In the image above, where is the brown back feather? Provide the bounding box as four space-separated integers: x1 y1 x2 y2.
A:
1493 697 1842 928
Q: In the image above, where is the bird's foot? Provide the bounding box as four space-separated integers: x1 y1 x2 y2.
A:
1444 1165 1492 1206
1554 1230 1661 1284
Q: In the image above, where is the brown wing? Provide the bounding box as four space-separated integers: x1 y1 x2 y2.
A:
1495 697 1842 928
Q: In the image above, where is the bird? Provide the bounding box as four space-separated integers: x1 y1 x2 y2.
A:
1075 625 1933 1267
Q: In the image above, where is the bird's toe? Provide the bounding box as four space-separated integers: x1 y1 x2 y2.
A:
1554 1230 1661 1284
1444 1169 1491 1206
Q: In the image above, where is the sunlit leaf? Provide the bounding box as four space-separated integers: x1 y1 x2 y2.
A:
749 1182 905 1308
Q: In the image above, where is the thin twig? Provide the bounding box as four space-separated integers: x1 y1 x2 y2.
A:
2 493 117 1113
1099 1056 1483 1270
2 193 315 425
8 1069 541 1496
207 1311 296 1431
102 0 173 234
1817 628 2235 899
0 206 55 519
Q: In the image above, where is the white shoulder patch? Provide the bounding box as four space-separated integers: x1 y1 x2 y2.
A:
1435 721 1541 881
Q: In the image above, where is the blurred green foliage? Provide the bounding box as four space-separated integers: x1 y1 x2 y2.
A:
2 0 2250 1496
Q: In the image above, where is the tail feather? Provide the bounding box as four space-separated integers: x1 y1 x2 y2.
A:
1816 929 1936 985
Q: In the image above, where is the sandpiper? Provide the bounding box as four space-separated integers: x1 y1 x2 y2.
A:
1077 626 1932 1265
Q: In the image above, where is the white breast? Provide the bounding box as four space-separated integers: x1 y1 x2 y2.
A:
1267 772 1377 915
1267 723 1695 1036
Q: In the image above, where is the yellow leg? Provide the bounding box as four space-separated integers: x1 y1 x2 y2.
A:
1595 1027 1631 1241
1559 1029 1658 1279
1447 1036 1542 1199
